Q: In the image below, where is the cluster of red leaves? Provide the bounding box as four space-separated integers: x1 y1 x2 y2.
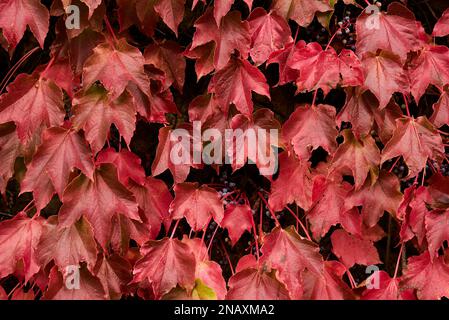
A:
1 0 449 300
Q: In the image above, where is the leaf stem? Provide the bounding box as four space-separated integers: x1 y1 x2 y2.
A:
257 192 280 226
393 244 404 279
285 206 312 241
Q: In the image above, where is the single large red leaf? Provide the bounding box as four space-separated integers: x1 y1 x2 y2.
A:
212 56 270 115
331 229 381 268
37 216 97 272
169 182 224 231
58 164 140 248
381 116 444 178
260 226 323 299
361 51 409 109
82 38 150 99
271 0 333 27
21 126 95 211
0 212 44 281
0 0 49 48
402 252 449 300
356 3 425 62
132 237 196 298
191 9 250 70
282 104 338 160
409 45 449 102
269 152 314 212
0 72 65 143
72 85 136 155
247 8 292 66
221 204 253 246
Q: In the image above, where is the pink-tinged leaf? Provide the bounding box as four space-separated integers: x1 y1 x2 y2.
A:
362 271 414 300
402 252 449 300
362 51 409 109
196 261 227 300
128 177 173 241
43 266 106 300
72 85 136 155
94 253 132 300
96 148 145 186
425 209 449 260
227 109 280 174
409 45 449 102
346 171 403 228
433 8 449 37
221 204 253 246
133 237 196 298
37 216 97 272
267 41 305 85
260 226 323 299
399 185 430 245
184 42 215 80
271 0 333 27
307 175 353 239
154 0 185 36
170 182 224 231
21 126 95 211
282 104 338 159
144 41 186 91
0 212 44 281
226 267 290 300
330 129 380 190
290 43 339 95
59 164 140 248
247 8 292 66
191 9 250 70
381 116 445 178
212 56 270 115
269 152 314 212
213 0 252 25
331 229 381 268
337 88 378 139
430 90 449 128
151 126 191 183
0 72 65 143
0 0 49 49
82 38 150 99
0 123 20 193
303 261 355 300
356 3 425 63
